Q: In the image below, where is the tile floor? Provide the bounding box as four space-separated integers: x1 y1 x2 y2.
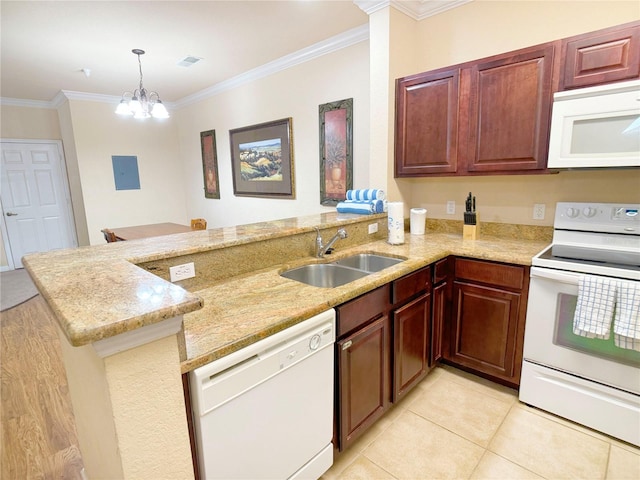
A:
322 366 640 480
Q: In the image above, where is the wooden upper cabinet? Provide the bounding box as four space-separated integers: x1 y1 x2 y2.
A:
394 21 639 178
395 43 557 177
560 21 640 90
464 44 557 173
395 68 460 176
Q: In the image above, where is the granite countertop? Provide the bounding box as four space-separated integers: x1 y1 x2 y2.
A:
182 231 549 373
21 213 386 346
22 212 550 375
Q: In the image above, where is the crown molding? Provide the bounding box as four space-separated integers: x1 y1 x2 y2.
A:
0 97 54 109
1 23 369 111
174 23 369 108
354 0 472 20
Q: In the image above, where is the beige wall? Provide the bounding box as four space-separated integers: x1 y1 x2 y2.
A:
176 40 370 229
3 1 640 256
0 105 61 139
1 39 369 253
388 1 640 225
63 100 188 245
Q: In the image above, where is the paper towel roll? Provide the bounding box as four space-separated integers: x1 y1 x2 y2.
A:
387 201 405 244
410 208 427 235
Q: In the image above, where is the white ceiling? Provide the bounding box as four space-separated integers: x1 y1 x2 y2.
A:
0 1 370 104
1 1 473 106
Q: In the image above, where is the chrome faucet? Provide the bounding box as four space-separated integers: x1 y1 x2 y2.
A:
315 227 347 258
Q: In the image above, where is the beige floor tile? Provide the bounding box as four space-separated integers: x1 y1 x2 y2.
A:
607 444 640 480
363 410 484 480
409 374 512 447
609 438 640 456
515 401 618 443
490 406 610 479
438 365 518 403
470 451 543 479
322 448 360 479
335 456 396 480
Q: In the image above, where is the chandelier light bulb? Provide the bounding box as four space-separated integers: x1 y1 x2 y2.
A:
115 49 169 120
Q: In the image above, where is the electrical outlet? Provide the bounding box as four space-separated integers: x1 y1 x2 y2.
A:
170 262 195 282
446 201 455 215
368 223 378 234
533 204 546 220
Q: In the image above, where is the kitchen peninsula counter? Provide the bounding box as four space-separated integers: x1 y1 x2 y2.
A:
183 229 550 372
22 212 550 373
23 213 550 477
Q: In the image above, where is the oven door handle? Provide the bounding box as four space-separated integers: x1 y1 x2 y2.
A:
530 266 580 285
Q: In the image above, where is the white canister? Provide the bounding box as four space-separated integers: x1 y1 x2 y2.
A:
387 201 405 244
410 208 427 235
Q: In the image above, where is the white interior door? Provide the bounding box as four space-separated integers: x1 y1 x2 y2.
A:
1 140 77 268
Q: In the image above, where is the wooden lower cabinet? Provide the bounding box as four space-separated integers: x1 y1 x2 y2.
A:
431 258 451 367
335 286 391 452
392 292 430 402
445 257 529 388
337 315 390 452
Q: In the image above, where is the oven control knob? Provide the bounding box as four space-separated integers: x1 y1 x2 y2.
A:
566 207 579 218
582 207 597 218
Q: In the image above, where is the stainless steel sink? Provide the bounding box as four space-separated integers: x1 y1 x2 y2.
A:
280 264 370 288
334 253 404 273
280 253 406 288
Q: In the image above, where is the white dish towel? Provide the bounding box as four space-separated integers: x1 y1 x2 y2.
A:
573 275 617 339
614 280 640 352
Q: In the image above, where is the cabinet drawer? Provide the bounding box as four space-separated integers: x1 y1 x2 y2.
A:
433 258 449 284
336 284 390 338
455 258 524 290
392 266 431 305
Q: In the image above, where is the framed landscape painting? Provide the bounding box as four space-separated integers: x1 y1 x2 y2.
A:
200 129 220 199
229 118 295 199
319 98 353 206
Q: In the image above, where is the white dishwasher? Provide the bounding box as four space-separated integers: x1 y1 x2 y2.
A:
189 309 336 480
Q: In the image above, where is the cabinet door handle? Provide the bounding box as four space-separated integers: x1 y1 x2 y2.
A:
6 212 18 216
342 340 352 350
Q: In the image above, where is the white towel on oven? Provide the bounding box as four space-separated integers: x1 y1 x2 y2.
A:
613 280 640 352
573 275 617 339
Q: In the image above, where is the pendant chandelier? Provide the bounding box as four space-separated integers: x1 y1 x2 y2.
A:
115 49 169 119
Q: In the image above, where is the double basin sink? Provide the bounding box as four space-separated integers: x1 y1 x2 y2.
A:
280 253 405 288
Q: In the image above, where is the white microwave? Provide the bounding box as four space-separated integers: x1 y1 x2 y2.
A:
547 79 640 168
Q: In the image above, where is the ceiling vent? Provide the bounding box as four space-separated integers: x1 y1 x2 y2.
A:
177 56 202 67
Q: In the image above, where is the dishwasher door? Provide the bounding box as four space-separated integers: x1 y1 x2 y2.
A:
190 309 336 480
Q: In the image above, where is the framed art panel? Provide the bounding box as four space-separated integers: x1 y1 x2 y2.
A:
229 118 295 198
201 129 220 199
319 98 353 206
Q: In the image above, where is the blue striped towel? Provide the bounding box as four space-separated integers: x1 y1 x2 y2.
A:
345 189 386 202
336 200 384 215
614 280 640 352
573 275 617 339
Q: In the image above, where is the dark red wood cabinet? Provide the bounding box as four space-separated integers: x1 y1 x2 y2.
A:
395 68 460 176
445 257 530 388
395 43 557 177
560 21 640 90
430 257 451 367
464 44 556 173
390 266 431 402
335 284 390 452
395 20 640 178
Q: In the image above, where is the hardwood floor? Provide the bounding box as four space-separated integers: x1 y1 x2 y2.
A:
1 295 84 479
